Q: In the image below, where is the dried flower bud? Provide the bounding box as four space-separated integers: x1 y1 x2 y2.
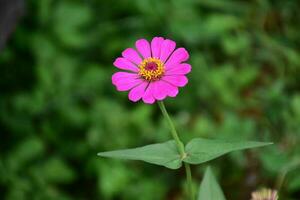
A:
251 188 278 200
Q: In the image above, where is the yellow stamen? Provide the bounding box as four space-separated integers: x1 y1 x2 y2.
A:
138 57 165 81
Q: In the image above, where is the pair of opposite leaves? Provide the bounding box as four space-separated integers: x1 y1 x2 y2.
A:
98 137 272 169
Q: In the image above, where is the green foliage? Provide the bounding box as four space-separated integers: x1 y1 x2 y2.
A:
98 140 182 169
1 0 300 199
98 138 270 170
184 138 271 165
198 167 226 200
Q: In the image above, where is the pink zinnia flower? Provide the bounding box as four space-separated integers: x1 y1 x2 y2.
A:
112 37 191 104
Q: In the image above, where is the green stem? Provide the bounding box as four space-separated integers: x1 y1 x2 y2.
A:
185 163 194 199
158 101 185 155
275 169 287 191
157 101 195 200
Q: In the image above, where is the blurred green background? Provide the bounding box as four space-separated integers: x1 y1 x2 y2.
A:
1 0 300 199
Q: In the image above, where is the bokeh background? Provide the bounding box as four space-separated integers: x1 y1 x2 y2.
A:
1 0 300 199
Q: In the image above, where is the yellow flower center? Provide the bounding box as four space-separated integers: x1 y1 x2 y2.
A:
138 58 165 81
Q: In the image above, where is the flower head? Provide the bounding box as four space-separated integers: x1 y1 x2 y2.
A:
251 188 279 200
112 37 191 104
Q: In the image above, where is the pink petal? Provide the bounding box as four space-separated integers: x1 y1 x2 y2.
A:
165 63 192 75
165 48 189 70
113 57 139 72
151 37 164 58
115 79 143 91
112 72 139 85
142 83 155 104
162 75 188 87
160 39 176 62
152 81 168 100
128 81 148 102
135 39 151 58
122 48 142 65
114 77 142 86
163 81 179 97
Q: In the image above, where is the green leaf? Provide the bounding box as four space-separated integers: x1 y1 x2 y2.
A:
198 167 226 200
98 140 182 169
184 138 272 165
